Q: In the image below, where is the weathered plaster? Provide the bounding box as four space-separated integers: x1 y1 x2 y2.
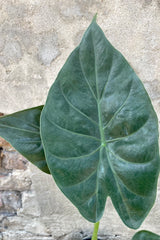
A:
0 0 160 239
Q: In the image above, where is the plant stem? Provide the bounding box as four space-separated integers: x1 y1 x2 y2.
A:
91 221 100 240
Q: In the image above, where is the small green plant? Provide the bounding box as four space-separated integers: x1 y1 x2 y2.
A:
0 17 159 240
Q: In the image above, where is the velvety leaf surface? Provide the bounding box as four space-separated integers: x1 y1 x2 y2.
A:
132 231 160 240
40 20 160 227
0 106 50 174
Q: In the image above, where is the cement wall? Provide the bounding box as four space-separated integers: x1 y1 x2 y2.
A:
0 0 160 239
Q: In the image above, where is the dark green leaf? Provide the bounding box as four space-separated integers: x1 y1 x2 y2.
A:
40 19 160 227
132 230 160 240
0 106 50 174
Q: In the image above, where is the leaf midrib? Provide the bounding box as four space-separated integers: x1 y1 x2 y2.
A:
0 123 39 135
91 30 106 220
1 115 40 130
91 28 133 222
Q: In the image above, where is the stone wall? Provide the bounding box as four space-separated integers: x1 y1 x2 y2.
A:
0 0 160 239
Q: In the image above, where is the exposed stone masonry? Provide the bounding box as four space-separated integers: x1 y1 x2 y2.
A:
0 137 57 239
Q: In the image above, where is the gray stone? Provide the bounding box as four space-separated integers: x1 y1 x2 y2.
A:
0 215 10 230
2 150 28 170
0 170 32 191
0 193 3 208
0 191 22 216
38 32 60 66
1 215 52 237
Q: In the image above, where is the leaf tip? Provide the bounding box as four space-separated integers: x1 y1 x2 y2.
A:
92 13 98 23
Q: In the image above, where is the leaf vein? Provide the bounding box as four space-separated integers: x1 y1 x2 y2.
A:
46 115 100 142
63 169 97 188
60 83 99 127
105 117 148 143
79 47 98 101
48 146 101 160
105 147 133 222
11 116 40 130
103 81 132 130
107 148 149 197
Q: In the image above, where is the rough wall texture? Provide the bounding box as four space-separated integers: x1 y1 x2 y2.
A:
0 0 160 239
